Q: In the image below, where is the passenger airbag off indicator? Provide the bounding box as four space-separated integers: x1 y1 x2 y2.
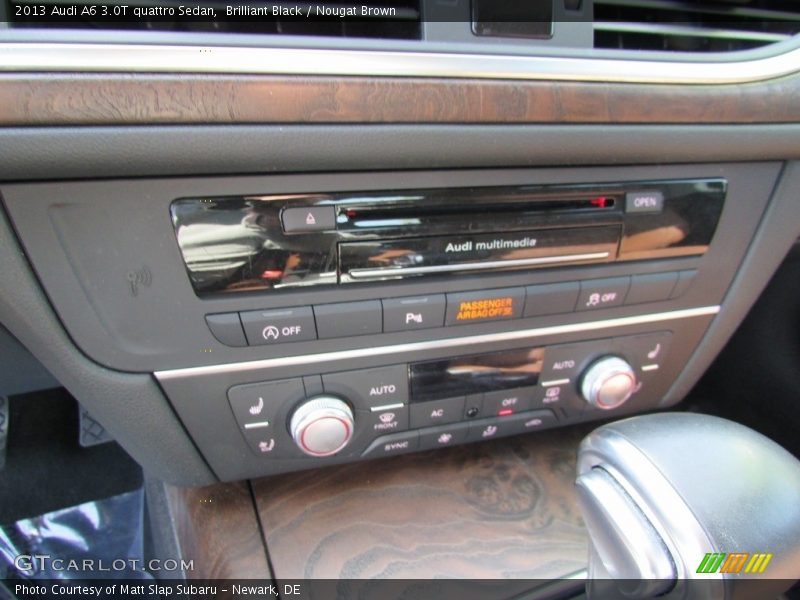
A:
445 288 525 326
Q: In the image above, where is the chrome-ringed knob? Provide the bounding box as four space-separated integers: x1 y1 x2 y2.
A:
581 357 637 410
289 396 354 457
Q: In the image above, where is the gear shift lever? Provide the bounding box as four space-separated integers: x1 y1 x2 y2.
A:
575 413 800 599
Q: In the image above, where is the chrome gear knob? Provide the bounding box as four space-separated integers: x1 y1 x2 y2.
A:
576 413 800 599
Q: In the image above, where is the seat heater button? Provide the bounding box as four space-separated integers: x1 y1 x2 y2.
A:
228 379 305 428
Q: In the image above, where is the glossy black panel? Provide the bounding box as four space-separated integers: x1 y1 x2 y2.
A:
171 197 338 295
169 179 725 296
410 347 545 401
340 226 620 282
618 180 726 261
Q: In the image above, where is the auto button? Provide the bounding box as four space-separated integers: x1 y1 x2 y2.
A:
323 365 409 410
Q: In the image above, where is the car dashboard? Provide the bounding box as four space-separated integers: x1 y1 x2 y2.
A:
1 0 800 593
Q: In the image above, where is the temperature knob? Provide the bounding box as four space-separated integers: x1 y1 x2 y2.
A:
581 356 637 410
290 396 354 457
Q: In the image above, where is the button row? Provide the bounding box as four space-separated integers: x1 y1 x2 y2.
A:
361 409 559 459
206 270 696 347
409 386 573 429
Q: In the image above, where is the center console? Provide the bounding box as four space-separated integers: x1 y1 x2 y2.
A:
0 162 782 481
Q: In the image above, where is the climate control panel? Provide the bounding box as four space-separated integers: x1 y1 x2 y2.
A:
224 331 671 464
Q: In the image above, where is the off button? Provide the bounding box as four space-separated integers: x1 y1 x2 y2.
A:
240 306 317 346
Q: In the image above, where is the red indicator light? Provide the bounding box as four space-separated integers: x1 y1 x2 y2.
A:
590 196 610 208
498 409 514 417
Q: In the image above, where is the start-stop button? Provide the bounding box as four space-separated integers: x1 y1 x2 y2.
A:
239 306 317 346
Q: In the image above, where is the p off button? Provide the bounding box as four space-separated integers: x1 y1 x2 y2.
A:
240 306 318 346
382 295 446 332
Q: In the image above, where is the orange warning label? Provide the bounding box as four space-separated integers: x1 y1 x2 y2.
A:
456 297 516 321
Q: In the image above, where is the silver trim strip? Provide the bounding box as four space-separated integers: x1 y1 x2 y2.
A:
370 403 405 412
594 22 791 44
1 42 800 84
155 305 719 380
348 252 611 279
542 378 571 387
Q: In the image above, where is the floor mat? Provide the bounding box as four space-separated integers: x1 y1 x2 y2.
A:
0 389 142 525
0 489 151 581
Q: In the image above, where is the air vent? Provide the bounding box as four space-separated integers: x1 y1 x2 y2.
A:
5 1 422 40
594 0 800 52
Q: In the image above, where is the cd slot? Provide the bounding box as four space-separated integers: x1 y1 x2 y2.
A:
341 195 618 229
340 226 620 283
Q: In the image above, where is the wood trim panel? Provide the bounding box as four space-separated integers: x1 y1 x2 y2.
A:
253 426 590 581
1 72 799 126
163 481 272 580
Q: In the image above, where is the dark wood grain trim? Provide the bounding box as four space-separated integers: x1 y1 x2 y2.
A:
253 426 590 581
1 72 799 126
163 481 272 580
